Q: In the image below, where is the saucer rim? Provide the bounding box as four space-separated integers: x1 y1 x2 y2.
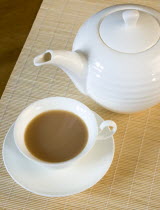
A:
2 113 115 197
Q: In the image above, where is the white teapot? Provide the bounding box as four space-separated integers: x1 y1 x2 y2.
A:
34 4 160 113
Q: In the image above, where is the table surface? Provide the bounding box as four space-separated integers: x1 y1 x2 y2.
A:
0 0 42 97
0 0 160 209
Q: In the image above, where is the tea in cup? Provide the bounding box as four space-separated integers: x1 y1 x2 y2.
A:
14 97 117 168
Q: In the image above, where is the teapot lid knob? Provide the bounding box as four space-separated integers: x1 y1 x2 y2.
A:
122 10 139 27
99 8 160 53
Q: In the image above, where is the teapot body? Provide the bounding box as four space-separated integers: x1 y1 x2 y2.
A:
72 5 160 113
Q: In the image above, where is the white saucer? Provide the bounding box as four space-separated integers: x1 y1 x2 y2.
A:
3 113 115 197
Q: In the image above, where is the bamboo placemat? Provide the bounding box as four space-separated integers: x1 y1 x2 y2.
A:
0 0 160 209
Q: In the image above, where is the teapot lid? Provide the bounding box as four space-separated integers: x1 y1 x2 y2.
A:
99 9 160 53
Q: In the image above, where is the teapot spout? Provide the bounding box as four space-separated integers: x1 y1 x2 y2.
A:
34 50 87 94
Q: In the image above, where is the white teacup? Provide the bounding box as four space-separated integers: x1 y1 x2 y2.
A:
14 97 117 168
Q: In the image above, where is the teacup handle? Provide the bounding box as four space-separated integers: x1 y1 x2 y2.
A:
97 120 117 140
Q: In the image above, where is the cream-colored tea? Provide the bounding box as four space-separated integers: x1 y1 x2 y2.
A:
24 110 88 163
